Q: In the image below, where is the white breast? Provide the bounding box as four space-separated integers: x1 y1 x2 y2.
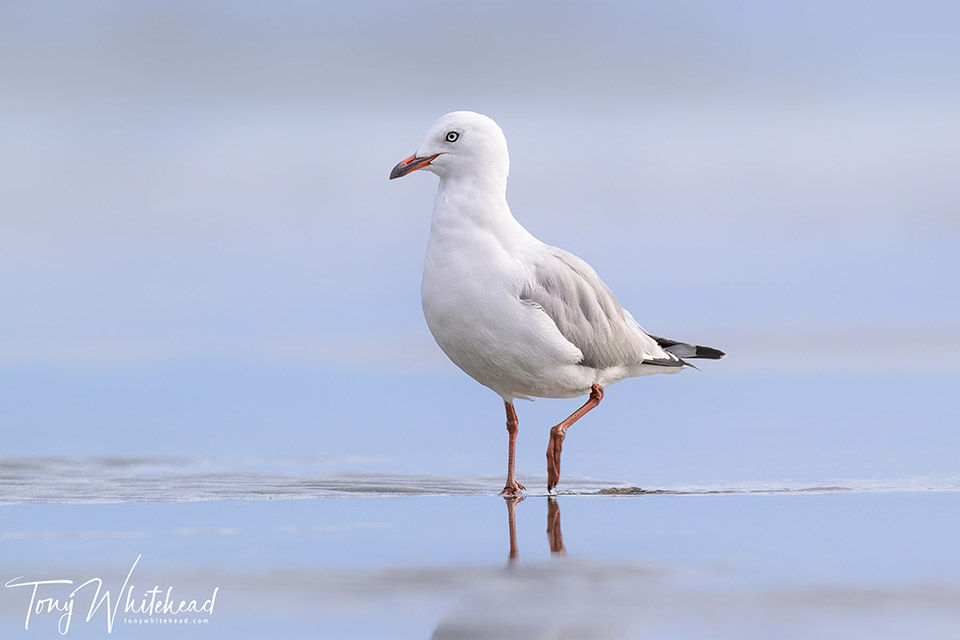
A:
420 191 590 400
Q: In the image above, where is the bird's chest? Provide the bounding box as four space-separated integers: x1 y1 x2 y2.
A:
420 226 526 371
422 226 514 328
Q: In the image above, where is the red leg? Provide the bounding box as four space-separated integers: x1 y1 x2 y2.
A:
546 384 604 493
500 400 526 496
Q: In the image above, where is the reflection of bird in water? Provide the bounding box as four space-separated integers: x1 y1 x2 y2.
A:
432 497 654 640
504 496 565 562
546 498 565 556
391 111 724 495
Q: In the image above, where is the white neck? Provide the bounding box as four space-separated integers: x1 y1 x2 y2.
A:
431 172 535 245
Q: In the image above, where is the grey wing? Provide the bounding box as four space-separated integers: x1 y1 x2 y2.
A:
519 246 684 370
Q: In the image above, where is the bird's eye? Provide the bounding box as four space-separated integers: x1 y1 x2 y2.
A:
445 131 459 142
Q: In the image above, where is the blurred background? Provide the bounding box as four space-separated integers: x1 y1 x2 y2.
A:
1 0 958 487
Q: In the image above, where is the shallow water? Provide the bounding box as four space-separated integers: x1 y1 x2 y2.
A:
3 456 958 504
2 458 959 639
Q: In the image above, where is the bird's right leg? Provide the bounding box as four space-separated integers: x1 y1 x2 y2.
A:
500 400 526 496
546 384 604 493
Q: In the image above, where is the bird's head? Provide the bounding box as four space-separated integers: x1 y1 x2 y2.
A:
390 111 509 183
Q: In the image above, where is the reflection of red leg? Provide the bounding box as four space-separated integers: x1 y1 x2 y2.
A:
546 384 604 493
546 497 565 555
500 401 526 496
504 495 523 562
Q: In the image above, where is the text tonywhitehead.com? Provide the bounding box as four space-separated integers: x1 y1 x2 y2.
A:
5 555 219 635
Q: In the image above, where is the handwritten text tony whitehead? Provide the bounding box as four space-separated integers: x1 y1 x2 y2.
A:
5 555 219 635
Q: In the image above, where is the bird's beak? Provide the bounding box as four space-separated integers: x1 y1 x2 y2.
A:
389 153 439 180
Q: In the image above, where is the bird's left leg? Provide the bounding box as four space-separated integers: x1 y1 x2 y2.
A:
500 400 526 496
546 384 604 493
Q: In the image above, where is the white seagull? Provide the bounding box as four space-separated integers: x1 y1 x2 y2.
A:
390 111 724 495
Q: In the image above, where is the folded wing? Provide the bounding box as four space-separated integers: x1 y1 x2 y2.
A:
519 246 684 370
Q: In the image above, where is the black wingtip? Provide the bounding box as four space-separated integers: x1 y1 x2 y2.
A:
649 334 725 360
693 345 725 360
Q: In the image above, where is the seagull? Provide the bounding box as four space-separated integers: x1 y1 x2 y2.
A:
390 111 724 495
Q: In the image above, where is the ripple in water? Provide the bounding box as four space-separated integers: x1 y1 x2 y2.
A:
1 457 957 504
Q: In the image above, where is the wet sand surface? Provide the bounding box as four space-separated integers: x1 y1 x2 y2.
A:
1 459 959 639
